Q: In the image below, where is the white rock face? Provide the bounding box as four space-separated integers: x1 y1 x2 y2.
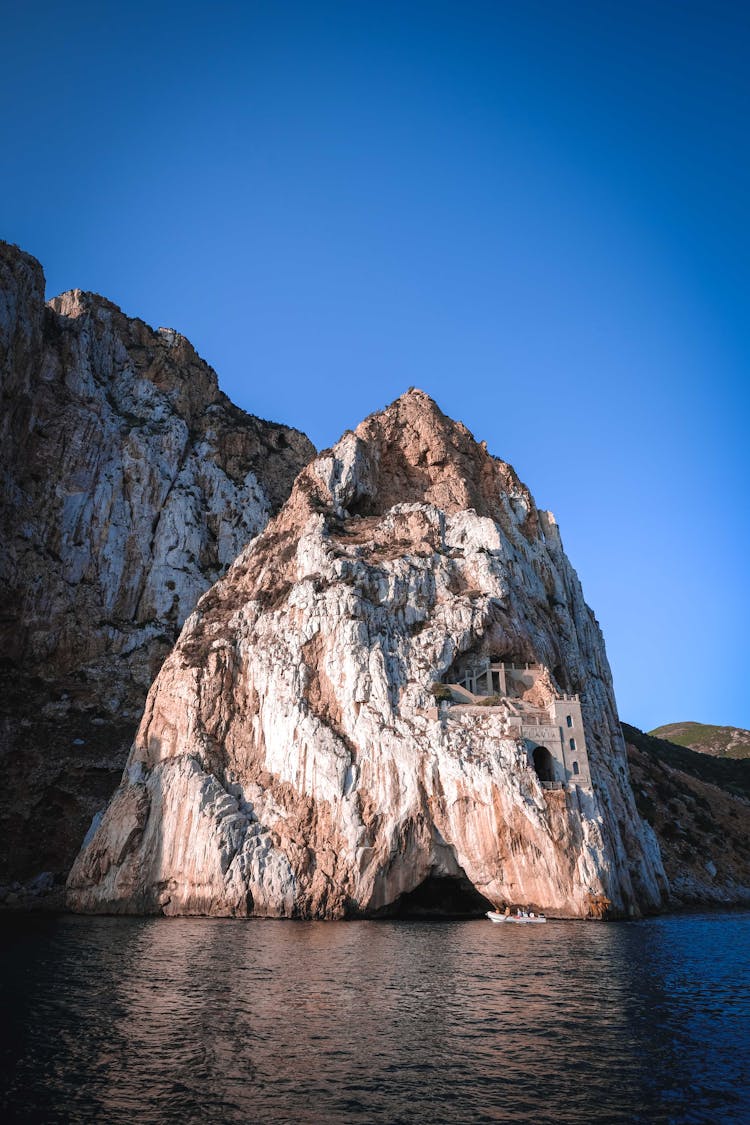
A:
0 241 314 885
68 390 668 918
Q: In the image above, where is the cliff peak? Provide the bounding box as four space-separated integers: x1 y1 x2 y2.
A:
47 288 124 320
359 385 468 443
0 239 45 279
290 388 538 543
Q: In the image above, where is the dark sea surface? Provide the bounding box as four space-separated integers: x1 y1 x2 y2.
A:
1 912 748 1124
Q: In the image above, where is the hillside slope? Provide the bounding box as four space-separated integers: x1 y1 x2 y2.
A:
649 722 750 760
624 724 750 907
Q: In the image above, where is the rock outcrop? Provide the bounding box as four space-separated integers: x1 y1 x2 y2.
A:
0 241 314 891
68 389 667 918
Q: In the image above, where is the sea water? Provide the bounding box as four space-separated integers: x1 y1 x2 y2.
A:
1 911 748 1123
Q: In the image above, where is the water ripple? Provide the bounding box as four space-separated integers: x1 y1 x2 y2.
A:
1 913 748 1123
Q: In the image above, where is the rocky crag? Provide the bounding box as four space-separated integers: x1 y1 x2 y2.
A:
68 389 668 919
0 242 314 896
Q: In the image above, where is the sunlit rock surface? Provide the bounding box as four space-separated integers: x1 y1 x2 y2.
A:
68 389 667 918
0 241 314 889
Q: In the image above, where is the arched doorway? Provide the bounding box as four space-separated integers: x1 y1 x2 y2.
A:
531 744 556 784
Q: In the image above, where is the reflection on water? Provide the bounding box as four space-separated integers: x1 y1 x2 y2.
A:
1 912 748 1123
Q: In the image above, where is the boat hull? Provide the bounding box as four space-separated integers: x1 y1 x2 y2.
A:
486 911 547 924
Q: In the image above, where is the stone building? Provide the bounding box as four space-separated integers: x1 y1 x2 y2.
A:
441 661 591 788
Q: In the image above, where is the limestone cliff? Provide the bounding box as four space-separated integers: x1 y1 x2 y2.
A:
0 241 314 891
68 389 667 918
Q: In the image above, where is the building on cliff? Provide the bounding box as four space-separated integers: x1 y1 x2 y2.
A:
435 660 591 789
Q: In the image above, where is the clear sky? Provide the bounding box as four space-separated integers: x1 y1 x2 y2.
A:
3 1 748 731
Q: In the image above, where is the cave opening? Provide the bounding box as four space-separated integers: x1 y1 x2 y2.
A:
346 492 375 518
531 744 556 784
381 873 495 920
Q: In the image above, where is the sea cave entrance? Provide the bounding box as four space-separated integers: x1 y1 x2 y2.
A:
531 744 556 785
382 873 495 920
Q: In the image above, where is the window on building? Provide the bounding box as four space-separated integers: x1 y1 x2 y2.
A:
572 761 580 775
569 738 576 751
566 715 572 728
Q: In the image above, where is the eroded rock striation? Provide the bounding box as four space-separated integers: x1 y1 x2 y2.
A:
68 389 667 918
0 241 314 890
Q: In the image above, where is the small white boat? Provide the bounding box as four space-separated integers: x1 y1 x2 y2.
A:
486 910 547 924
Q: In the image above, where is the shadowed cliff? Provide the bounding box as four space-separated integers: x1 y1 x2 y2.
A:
0 242 315 898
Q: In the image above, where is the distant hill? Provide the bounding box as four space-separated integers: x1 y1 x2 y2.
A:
649 722 750 760
625 723 750 799
622 723 750 908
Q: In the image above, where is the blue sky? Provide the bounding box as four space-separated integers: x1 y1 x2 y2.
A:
3 1 748 730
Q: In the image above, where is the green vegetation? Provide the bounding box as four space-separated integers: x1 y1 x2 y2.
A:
649 721 750 759
430 683 453 703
